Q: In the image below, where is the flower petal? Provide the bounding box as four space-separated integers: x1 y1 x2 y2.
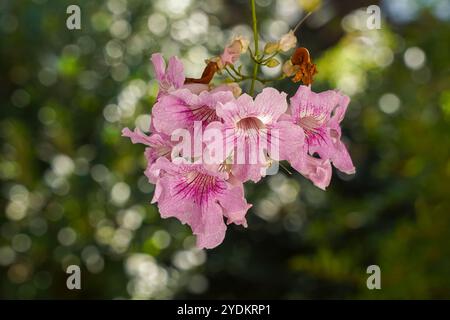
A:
253 87 288 124
151 89 198 135
274 120 305 162
182 83 210 95
195 201 227 249
217 184 252 227
122 128 152 146
166 56 185 89
231 163 264 183
330 92 351 126
290 85 338 124
216 94 254 124
330 132 356 175
151 53 166 83
291 154 332 190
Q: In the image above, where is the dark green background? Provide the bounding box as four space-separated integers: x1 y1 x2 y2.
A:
1 0 449 299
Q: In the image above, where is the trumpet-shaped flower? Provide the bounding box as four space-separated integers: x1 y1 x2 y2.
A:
152 88 235 136
122 128 174 183
280 85 355 189
206 88 304 182
149 157 252 249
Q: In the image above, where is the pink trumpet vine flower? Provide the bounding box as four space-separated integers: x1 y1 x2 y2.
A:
206 87 304 183
281 85 355 189
149 157 252 249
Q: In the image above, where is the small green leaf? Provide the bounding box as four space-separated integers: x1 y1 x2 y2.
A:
265 58 280 68
264 42 279 54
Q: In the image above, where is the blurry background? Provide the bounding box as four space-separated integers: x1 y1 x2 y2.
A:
1 0 450 299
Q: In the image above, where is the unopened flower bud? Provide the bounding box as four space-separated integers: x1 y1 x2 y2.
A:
265 58 280 68
278 30 297 52
232 36 249 53
298 0 321 13
219 36 249 67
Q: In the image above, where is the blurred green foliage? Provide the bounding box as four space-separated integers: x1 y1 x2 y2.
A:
0 0 449 299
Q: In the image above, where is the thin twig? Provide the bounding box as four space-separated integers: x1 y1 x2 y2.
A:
293 11 312 33
224 66 238 81
247 47 260 64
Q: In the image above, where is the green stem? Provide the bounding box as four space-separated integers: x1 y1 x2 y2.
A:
236 76 253 83
224 66 238 81
247 47 259 64
259 52 278 64
229 64 243 77
250 0 259 96
229 74 285 84
259 74 286 84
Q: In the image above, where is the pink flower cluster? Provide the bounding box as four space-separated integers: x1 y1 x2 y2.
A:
123 53 355 249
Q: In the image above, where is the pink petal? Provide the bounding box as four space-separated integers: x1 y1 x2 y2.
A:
290 86 338 123
231 163 264 183
150 161 203 229
216 94 253 124
217 184 252 227
291 154 332 190
122 128 152 146
307 129 334 160
151 89 198 135
328 93 355 174
166 56 185 89
330 132 356 175
182 83 210 95
147 157 177 184
203 121 229 165
330 93 351 126
195 201 227 249
253 87 288 124
232 133 267 182
199 90 234 106
220 46 241 66
158 179 204 239
274 120 305 162
151 53 166 83
152 89 231 136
